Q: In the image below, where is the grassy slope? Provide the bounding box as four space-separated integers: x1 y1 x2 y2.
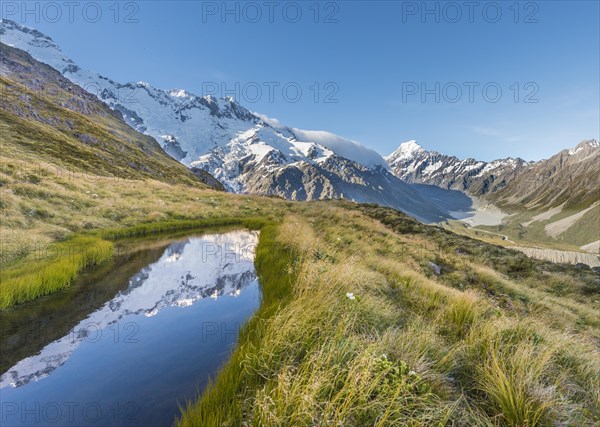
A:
477 204 600 250
443 220 589 252
0 77 201 185
1 46 598 423
177 203 599 426
2 157 599 424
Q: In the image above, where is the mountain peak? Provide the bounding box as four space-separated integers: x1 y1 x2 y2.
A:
582 139 599 149
0 19 58 48
1 19 47 39
400 140 423 152
568 139 599 156
0 19 74 73
387 140 424 162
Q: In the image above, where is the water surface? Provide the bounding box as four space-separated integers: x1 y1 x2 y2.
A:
0 230 260 427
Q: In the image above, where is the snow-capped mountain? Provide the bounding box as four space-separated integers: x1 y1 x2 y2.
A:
488 139 600 209
0 19 446 222
386 141 531 196
387 139 599 249
0 231 259 389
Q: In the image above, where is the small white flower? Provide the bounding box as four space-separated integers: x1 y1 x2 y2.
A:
409 370 417 376
346 292 356 300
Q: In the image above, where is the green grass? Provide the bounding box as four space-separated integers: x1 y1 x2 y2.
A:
477 203 600 249
96 216 269 240
0 216 273 310
177 207 599 426
475 341 556 426
354 203 598 288
0 235 113 309
177 223 297 426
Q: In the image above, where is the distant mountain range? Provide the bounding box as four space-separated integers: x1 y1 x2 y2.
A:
386 139 599 212
1 18 597 249
489 140 599 210
386 140 532 196
386 140 599 251
0 19 446 223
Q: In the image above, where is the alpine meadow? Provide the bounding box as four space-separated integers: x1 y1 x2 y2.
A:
0 2 598 427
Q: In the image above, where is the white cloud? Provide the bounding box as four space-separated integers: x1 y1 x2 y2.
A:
253 112 284 129
252 113 387 168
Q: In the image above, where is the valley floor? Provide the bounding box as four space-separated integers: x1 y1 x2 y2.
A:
441 203 600 268
1 161 599 426
449 196 508 227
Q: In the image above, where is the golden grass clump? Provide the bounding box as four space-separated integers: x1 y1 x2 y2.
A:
1 151 598 425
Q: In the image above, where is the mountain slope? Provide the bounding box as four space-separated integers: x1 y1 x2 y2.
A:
490 140 599 210
486 140 600 248
387 140 599 249
386 141 531 196
0 19 446 222
0 42 208 186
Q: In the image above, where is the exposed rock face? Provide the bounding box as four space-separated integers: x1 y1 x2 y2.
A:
489 140 600 210
1 19 448 222
0 42 211 186
386 141 530 196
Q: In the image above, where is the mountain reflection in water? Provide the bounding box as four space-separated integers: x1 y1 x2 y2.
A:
1 230 259 389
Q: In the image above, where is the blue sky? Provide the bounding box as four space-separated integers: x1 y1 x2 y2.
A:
3 1 599 161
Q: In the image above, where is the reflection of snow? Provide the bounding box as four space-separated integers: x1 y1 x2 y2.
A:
0 231 259 389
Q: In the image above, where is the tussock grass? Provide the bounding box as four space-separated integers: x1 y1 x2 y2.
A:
179 209 599 426
476 341 557 426
0 235 113 308
96 216 267 240
177 223 296 426
442 291 483 338
2 153 598 424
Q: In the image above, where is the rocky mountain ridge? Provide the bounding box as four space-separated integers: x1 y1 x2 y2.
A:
386 140 532 196
1 19 447 222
